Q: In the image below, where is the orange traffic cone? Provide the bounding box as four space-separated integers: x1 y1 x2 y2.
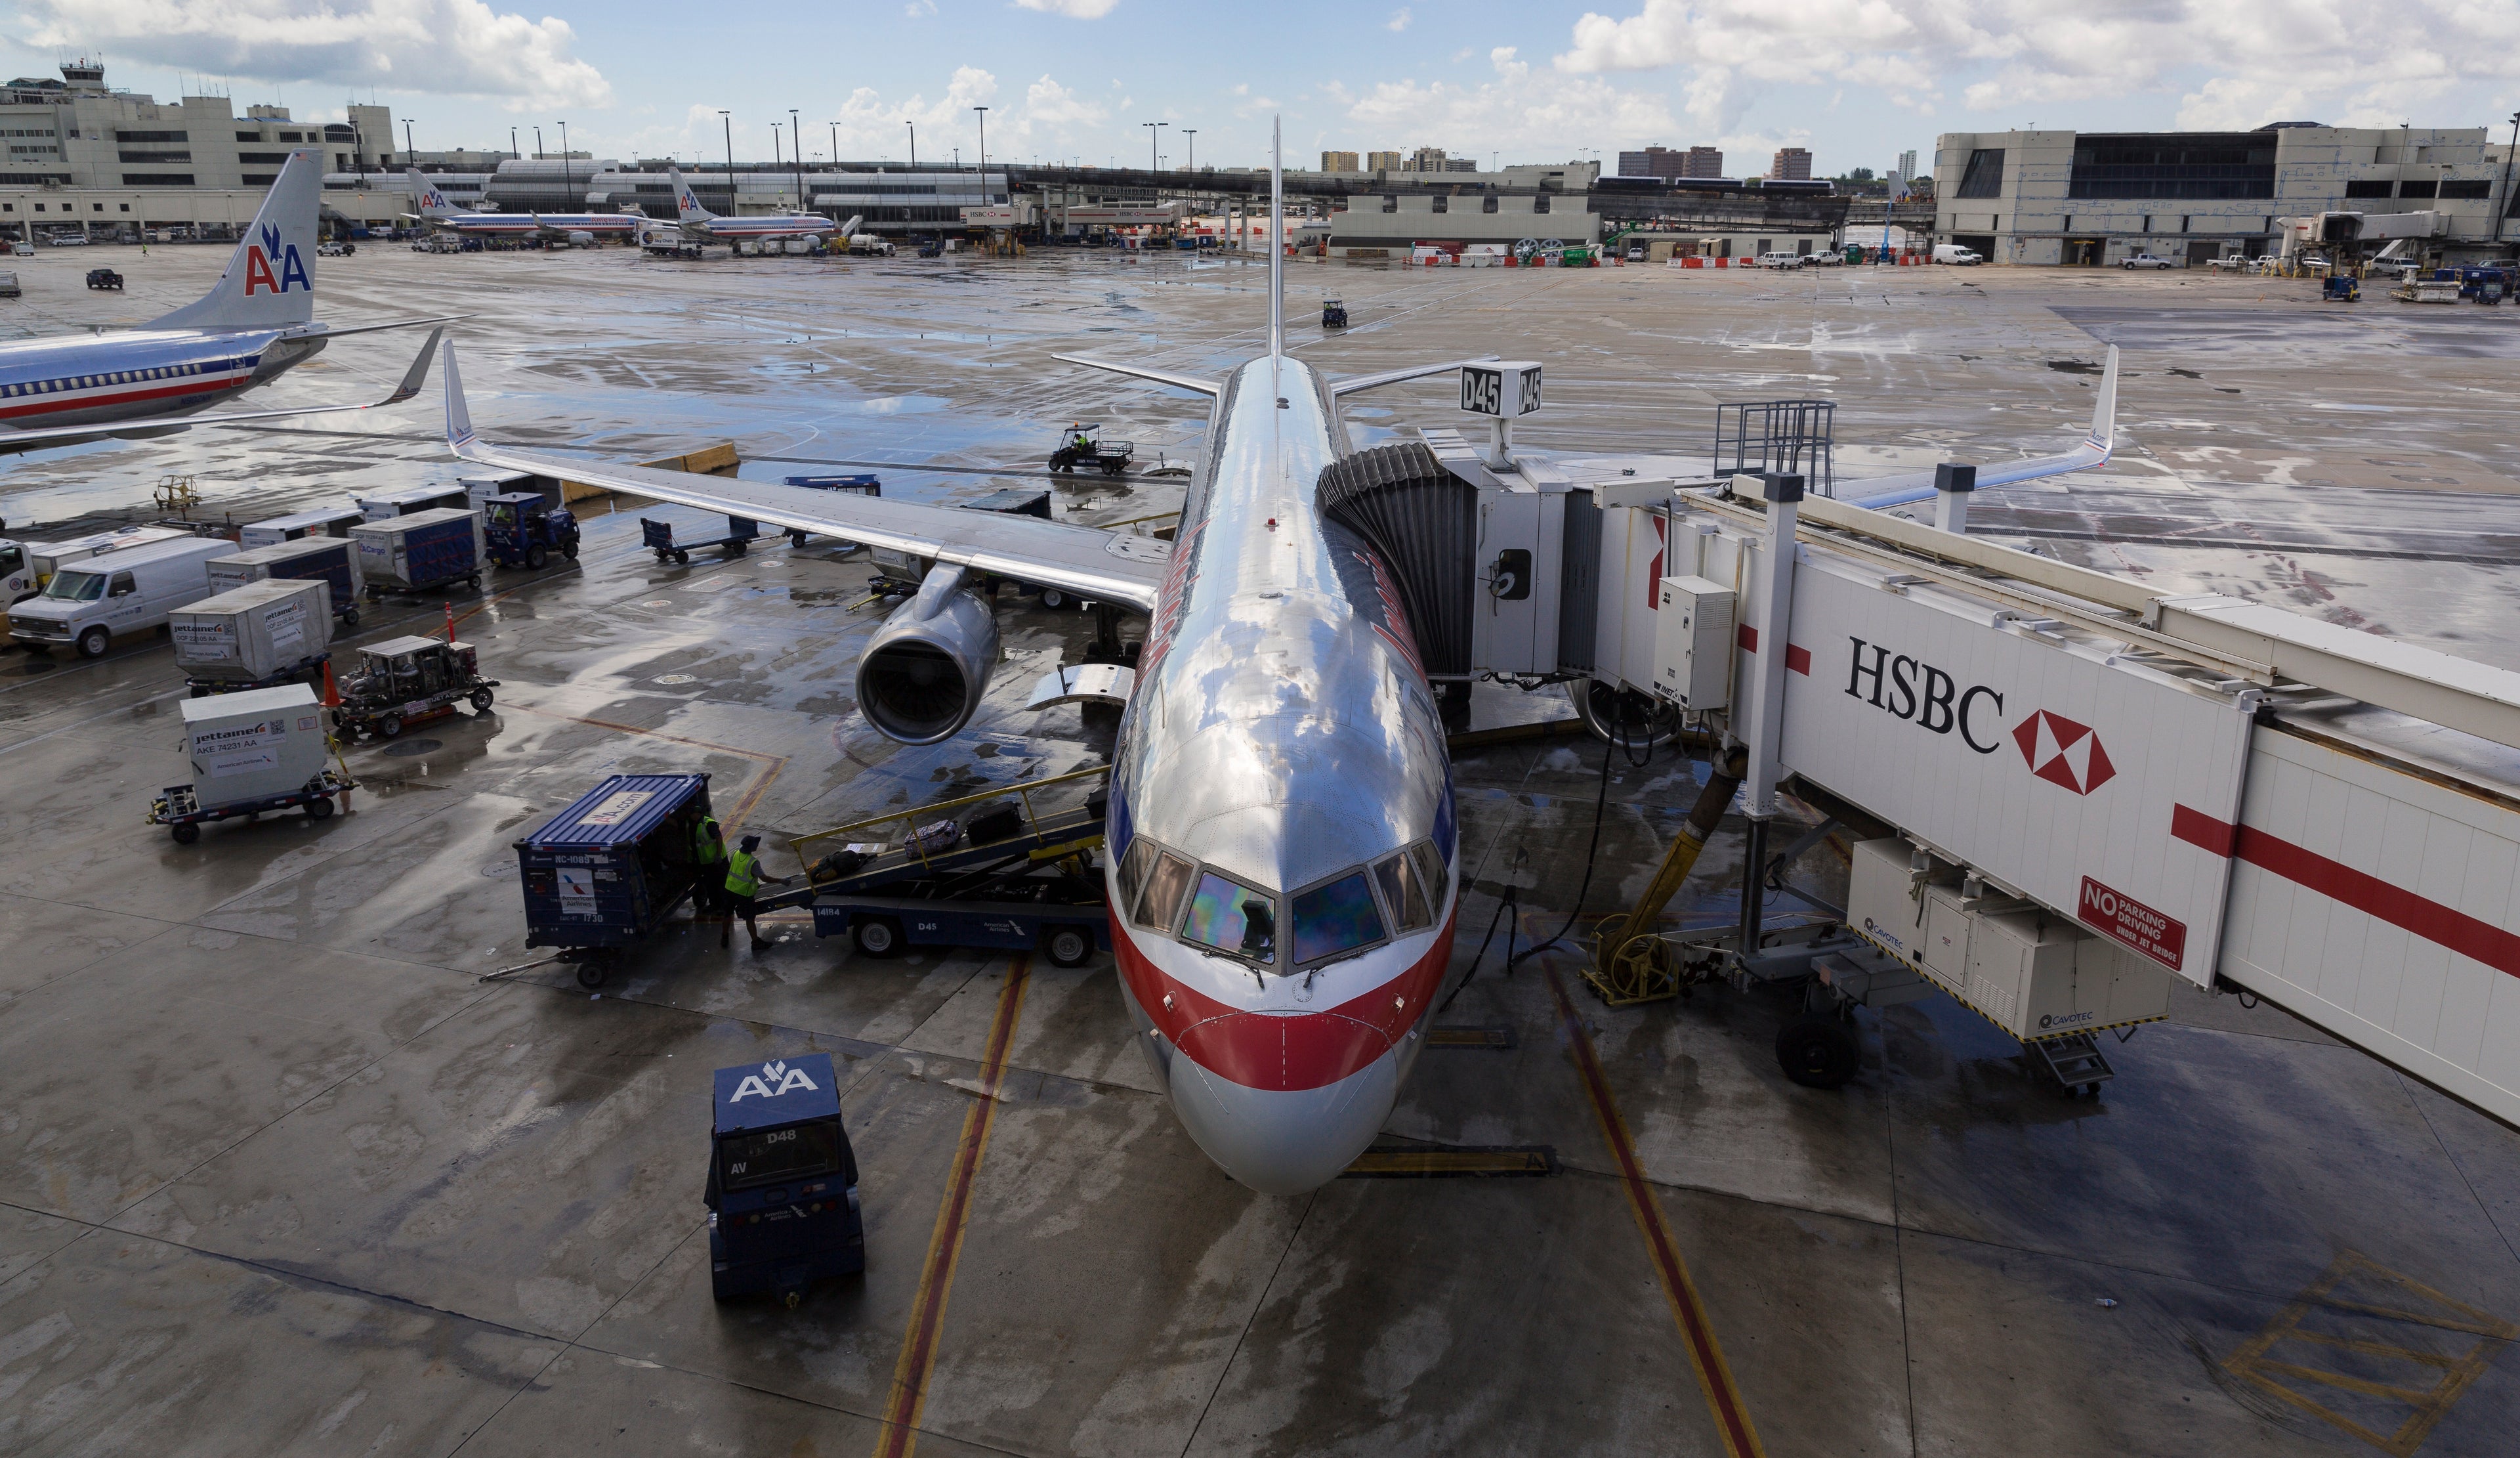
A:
320 656 343 708
444 601 456 643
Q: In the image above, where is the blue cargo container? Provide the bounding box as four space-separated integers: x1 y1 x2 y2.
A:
356 507 484 598
514 773 715 985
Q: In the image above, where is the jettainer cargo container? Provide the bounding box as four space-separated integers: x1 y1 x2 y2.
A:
207 537 364 624
352 507 484 597
153 683 354 843
170 579 333 693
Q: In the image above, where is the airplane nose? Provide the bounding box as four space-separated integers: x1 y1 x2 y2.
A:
1165 1033 1398 1195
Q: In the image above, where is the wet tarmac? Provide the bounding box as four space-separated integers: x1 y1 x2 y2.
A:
3 246 2519 1455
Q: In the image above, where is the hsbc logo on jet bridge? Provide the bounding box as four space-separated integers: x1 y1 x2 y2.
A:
1776 560 2255 988
1842 639 2116 796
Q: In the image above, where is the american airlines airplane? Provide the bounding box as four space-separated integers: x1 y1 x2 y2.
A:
0 148 446 454
401 168 644 242
664 167 848 244
434 123 2123 1193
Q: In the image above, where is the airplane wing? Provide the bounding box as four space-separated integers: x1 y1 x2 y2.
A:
440 341 1171 610
293 313 471 340
1051 353 1222 397
0 327 443 451
1326 356 1496 398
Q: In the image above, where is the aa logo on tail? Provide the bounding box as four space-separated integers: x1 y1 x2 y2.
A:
242 221 310 296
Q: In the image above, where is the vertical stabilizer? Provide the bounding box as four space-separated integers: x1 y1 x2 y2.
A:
1268 118 1284 364
403 167 459 221
146 149 321 332
666 167 719 225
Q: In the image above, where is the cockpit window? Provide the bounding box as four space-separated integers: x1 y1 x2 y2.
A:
1116 838 1153 920
1374 849 1433 932
1410 840 1450 914
1135 849 1196 932
1292 871 1386 966
1181 870 1276 964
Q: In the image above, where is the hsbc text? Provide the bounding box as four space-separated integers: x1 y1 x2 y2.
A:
1845 638 2006 753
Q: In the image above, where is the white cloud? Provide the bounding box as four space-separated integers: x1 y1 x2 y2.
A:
1325 45 1674 155
22 0 611 110
1014 0 1120 16
905 0 936 14
1555 1 2520 136
1387 7 1412 32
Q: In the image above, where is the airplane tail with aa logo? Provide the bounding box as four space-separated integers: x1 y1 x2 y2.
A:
146 148 321 333
663 166 719 226
401 166 462 221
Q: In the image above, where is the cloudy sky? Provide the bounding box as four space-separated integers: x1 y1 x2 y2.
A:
8 0 2519 177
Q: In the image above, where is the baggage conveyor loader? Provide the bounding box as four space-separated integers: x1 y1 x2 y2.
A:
774 765 1112 967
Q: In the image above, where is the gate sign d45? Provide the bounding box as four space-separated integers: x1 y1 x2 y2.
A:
1773 553 2254 988
1461 362 1543 418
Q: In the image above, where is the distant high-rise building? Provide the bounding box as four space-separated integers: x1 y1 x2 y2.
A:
1897 149 1918 181
1321 150 1360 173
1683 146 1724 178
1366 150 1404 172
1443 158 1478 173
1408 146 1454 172
1620 145 1683 180
1769 147 1813 181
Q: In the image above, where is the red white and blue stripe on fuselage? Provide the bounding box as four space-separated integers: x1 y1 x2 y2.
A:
699 215 833 238
0 329 293 432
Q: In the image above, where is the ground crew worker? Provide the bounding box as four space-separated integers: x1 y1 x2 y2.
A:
693 812 728 930
1071 423 1091 456
723 833 792 950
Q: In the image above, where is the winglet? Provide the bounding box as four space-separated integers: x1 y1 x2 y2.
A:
379 326 444 406
2088 344 2118 456
442 338 474 451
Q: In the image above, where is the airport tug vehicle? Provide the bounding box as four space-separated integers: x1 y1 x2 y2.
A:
1045 421 1133 476
333 635 496 740
706 1052 864 1306
482 492 580 570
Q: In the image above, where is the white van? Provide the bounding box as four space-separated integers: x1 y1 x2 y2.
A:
1933 244 1983 265
1755 251 1805 270
9 536 232 657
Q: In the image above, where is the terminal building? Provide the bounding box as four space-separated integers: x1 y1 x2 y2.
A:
1933 125 2520 265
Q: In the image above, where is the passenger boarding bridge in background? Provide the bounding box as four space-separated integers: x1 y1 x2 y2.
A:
1335 363 2520 1123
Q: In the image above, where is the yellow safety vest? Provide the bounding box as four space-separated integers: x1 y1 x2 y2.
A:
726 849 761 898
694 817 726 865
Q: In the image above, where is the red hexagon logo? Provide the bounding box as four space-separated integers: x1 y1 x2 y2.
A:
2011 709 2116 795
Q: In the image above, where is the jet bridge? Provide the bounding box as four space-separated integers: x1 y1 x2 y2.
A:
1411 379 2520 1123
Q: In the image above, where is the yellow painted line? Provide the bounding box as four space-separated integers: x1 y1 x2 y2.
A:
1343 1147 1553 1178
1543 954 1767 1458
873 956 1032 1458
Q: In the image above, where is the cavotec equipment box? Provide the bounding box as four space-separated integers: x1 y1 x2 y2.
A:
1845 836 2174 1042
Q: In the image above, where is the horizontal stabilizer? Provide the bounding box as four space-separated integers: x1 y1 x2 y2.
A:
1052 353 1221 397
1328 356 1497 398
1847 345 2120 509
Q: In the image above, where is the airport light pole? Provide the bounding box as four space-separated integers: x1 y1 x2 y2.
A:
558 120 570 211
791 108 803 214
721 110 734 213
2499 112 2520 246
404 120 416 161
510 127 518 162
1144 120 1165 173
906 121 916 169
974 105 988 188
1184 129 1196 172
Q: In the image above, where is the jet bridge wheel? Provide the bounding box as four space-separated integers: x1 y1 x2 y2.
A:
1776 1012 1860 1088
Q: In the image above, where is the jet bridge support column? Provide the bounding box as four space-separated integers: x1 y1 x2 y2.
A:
1736 471 1802 953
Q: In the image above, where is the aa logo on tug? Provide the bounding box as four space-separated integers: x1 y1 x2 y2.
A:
243 223 310 297
1843 637 2115 795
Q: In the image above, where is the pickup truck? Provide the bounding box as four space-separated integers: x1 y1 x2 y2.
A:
2121 252 2177 270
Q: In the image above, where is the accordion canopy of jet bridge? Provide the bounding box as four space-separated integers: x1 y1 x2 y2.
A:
1446 451 2520 1127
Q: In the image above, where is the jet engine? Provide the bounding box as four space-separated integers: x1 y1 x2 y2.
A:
854 567 1000 744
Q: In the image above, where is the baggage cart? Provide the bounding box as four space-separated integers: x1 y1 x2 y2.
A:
778 766 1110 967
706 1052 865 1305
513 772 717 986
777 475 879 547
353 507 484 598
333 635 497 740
150 684 355 844
642 513 757 565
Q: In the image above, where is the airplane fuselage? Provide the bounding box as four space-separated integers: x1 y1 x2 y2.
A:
0 328 324 446
1105 354 1460 1193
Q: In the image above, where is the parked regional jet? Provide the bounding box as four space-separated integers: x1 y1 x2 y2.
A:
400 169 644 241
0 149 448 454
664 167 848 244
434 123 2122 1194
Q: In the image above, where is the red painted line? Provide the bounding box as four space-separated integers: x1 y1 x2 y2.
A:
875 956 1031 1458
1110 909 1457 1091
1542 956 1766 1458
2175 804 2520 977
0 375 236 421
